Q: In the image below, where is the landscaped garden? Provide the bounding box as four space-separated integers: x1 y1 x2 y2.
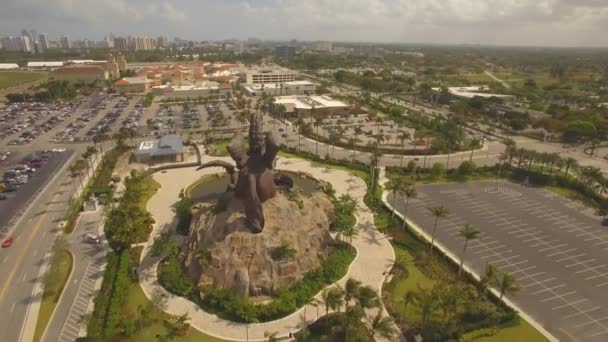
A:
0 70 47 89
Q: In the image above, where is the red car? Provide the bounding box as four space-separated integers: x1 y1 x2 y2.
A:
2 236 13 248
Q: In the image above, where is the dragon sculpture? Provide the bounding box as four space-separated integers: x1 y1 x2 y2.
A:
197 112 285 233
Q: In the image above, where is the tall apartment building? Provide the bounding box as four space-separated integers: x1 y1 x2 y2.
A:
274 45 296 60
157 35 168 48
244 67 298 84
59 35 71 49
313 41 333 52
134 36 155 50
1 36 31 52
39 33 49 51
113 37 128 50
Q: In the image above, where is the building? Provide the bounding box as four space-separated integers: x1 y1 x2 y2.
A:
243 66 297 84
240 80 316 96
38 33 49 51
134 135 184 164
151 82 232 100
0 63 19 70
275 45 296 60
114 77 156 93
59 35 71 49
27 61 64 69
1 36 31 52
113 37 128 50
437 86 516 101
50 64 108 84
274 95 350 116
312 41 332 52
157 36 168 48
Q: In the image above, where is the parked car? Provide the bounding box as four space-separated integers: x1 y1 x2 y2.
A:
2 236 14 248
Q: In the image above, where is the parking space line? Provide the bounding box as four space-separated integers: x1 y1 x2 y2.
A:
564 306 600 318
586 272 608 280
565 259 595 268
517 271 545 281
522 277 555 288
532 284 566 295
547 248 577 257
540 291 576 302
512 266 536 275
552 299 587 310
574 316 608 328
575 265 607 274
539 243 567 252
556 253 585 262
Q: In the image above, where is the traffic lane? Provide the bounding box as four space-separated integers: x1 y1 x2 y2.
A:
0 150 72 237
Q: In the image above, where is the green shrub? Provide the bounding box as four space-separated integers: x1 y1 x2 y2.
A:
458 160 477 176
175 195 193 235
459 328 499 342
431 162 445 179
158 255 195 297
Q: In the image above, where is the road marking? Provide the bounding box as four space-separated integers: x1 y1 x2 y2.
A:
0 193 60 304
10 302 16 313
552 299 587 310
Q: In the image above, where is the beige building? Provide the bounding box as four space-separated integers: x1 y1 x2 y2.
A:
152 83 232 100
50 64 109 84
243 67 297 84
114 77 155 93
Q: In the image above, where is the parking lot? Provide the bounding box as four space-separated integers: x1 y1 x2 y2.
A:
390 180 608 342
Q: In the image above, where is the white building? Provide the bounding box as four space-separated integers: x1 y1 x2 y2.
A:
274 95 350 116
27 61 64 69
1 36 31 52
243 66 297 84
240 80 316 96
0 63 19 70
59 35 71 49
436 86 516 100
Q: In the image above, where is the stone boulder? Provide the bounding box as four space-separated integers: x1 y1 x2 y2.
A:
183 191 336 297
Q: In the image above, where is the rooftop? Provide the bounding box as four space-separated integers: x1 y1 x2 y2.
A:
135 135 183 157
274 95 348 109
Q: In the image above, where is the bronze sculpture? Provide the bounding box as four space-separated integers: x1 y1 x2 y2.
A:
197 112 279 233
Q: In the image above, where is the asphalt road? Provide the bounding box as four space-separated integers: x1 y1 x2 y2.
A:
0 150 73 239
390 180 608 342
0 149 76 342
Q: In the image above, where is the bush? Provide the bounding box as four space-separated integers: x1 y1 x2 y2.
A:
175 195 193 235
459 328 499 342
431 162 446 179
458 160 477 176
158 255 195 297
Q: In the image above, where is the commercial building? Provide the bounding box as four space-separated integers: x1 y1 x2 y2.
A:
27 61 64 69
274 45 296 60
38 33 49 51
240 80 316 96
243 67 298 84
274 95 350 116
151 82 232 100
134 135 184 164
437 86 516 101
50 64 108 84
0 63 19 70
114 77 156 93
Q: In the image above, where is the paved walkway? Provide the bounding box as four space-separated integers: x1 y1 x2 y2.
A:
138 156 397 341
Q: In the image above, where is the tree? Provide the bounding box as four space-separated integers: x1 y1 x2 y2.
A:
480 262 498 294
400 187 418 231
385 175 408 218
468 138 481 162
344 278 361 309
321 287 344 315
502 138 517 165
428 206 449 256
564 157 579 176
398 291 416 322
457 224 480 279
498 272 522 299
399 131 411 167
367 311 396 340
564 120 597 143
355 285 379 309
430 162 445 180
458 160 477 177
313 111 324 157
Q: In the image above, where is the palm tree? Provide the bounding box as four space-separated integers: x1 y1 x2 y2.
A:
503 138 517 165
313 112 324 157
385 175 407 217
498 272 522 299
400 187 418 231
428 205 450 256
344 278 361 309
295 116 305 152
353 125 363 162
321 287 344 316
413 288 439 327
480 262 498 294
399 131 411 167
367 311 396 340
457 224 480 279
68 163 84 194
469 139 481 162
355 285 380 309
563 157 578 176
398 291 416 322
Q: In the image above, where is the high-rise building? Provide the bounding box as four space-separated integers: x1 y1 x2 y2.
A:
274 45 296 60
39 33 49 51
59 35 71 49
157 35 168 48
113 37 128 50
1 36 31 52
313 41 333 52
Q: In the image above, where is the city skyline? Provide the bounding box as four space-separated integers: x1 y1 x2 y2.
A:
1 0 608 47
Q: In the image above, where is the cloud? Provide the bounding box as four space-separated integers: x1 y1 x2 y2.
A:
0 0 607 46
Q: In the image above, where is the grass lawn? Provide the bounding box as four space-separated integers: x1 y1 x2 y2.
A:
207 141 230 157
478 318 548 342
546 185 598 209
124 282 227 342
278 150 368 180
0 70 48 89
33 248 73 342
462 73 495 84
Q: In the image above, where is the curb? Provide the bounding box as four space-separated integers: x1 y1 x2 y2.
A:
378 167 559 342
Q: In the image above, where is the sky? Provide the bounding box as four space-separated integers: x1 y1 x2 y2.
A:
1 0 608 47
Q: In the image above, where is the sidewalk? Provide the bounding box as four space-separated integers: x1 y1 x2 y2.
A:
138 156 398 341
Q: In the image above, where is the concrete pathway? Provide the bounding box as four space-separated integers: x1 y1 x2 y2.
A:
138 156 397 341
